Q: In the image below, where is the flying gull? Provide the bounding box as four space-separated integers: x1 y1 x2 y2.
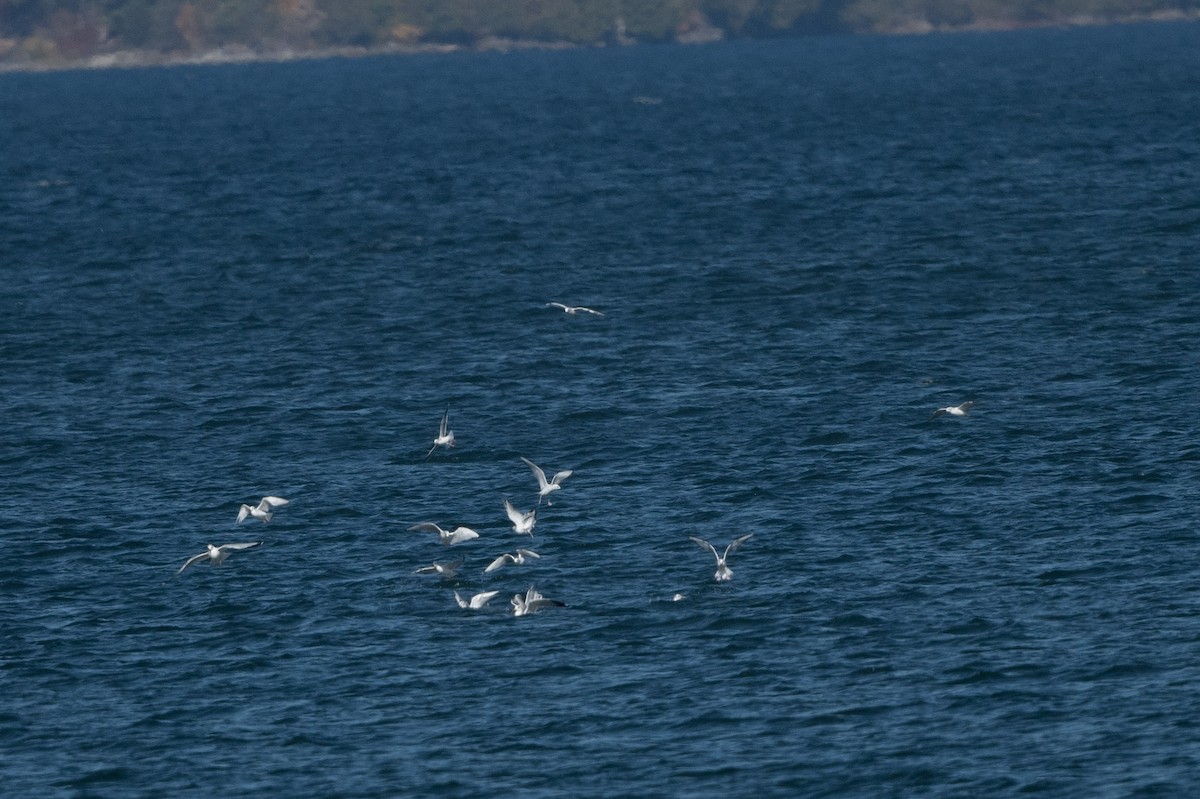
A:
415 557 464 579
484 548 540 573
928 401 975 421
520 456 573 506
689 534 753 582
503 497 536 536
546 302 604 317
236 496 288 524
177 542 263 575
425 408 455 459
408 522 480 546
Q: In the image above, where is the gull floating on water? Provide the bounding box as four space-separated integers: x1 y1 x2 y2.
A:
425 408 455 459
546 302 604 317
236 496 288 524
485 548 540 573
415 557 464 579
520 456 573 506
503 497 536 536
689 534 753 582
928 400 975 421
455 590 500 610
177 542 263 575
408 522 480 546
510 586 566 617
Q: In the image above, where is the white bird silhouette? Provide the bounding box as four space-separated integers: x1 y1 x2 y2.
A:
689 534 753 582
928 400 975 421
236 496 288 524
177 542 263 575
546 302 604 317
414 557 464 579
408 522 480 546
425 408 455 459
454 590 500 610
484 548 540 573
503 497 536 536
520 456 573 506
510 586 565 617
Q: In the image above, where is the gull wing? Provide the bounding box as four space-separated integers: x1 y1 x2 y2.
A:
470 590 499 609
260 496 288 509
503 497 524 525
547 302 568 311
957 401 975 413
579 307 605 316
236 504 252 524
445 527 480 545
439 408 450 437
521 457 549 490
408 522 446 535
724 534 753 558
218 541 263 553
689 536 718 559
453 591 469 608
485 554 511 573
549 469 573 487
176 551 210 574
515 549 540 560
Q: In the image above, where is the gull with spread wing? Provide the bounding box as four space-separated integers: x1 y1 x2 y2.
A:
520 456 572 506
236 496 288 524
503 497 536 536
484 548 540 573
454 590 500 610
510 586 566 617
546 302 605 317
928 400 975 421
177 542 263 575
689 534 753 582
414 557 464 579
425 408 455 459
408 522 480 546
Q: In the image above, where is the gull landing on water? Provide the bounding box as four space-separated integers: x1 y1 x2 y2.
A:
414 558 464 579
510 586 566 617
546 302 604 317
455 590 500 610
485 548 540 574
928 401 975 421
177 542 263 575
425 408 455 459
236 496 289 524
503 497 536 536
689 534 754 582
408 522 480 546
520 456 573 506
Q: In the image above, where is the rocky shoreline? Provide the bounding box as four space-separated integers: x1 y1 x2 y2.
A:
1 9 1196 75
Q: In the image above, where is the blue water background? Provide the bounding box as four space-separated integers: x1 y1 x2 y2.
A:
2 22 1200 798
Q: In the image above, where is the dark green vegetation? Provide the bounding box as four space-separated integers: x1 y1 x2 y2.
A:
1 0 1197 65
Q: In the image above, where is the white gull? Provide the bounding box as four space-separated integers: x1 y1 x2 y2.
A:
484 548 540 573
689 534 753 582
177 542 263 575
455 590 500 610
510 586 566 617
503 497 536 536
425 408 455 459
546 302 604 317
236 496 288 524
408 522 480 546
520 456 572 506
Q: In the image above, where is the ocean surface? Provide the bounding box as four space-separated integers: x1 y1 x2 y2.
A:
2 21 1200 798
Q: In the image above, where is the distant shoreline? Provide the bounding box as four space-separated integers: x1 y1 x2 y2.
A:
2 10 1197 75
